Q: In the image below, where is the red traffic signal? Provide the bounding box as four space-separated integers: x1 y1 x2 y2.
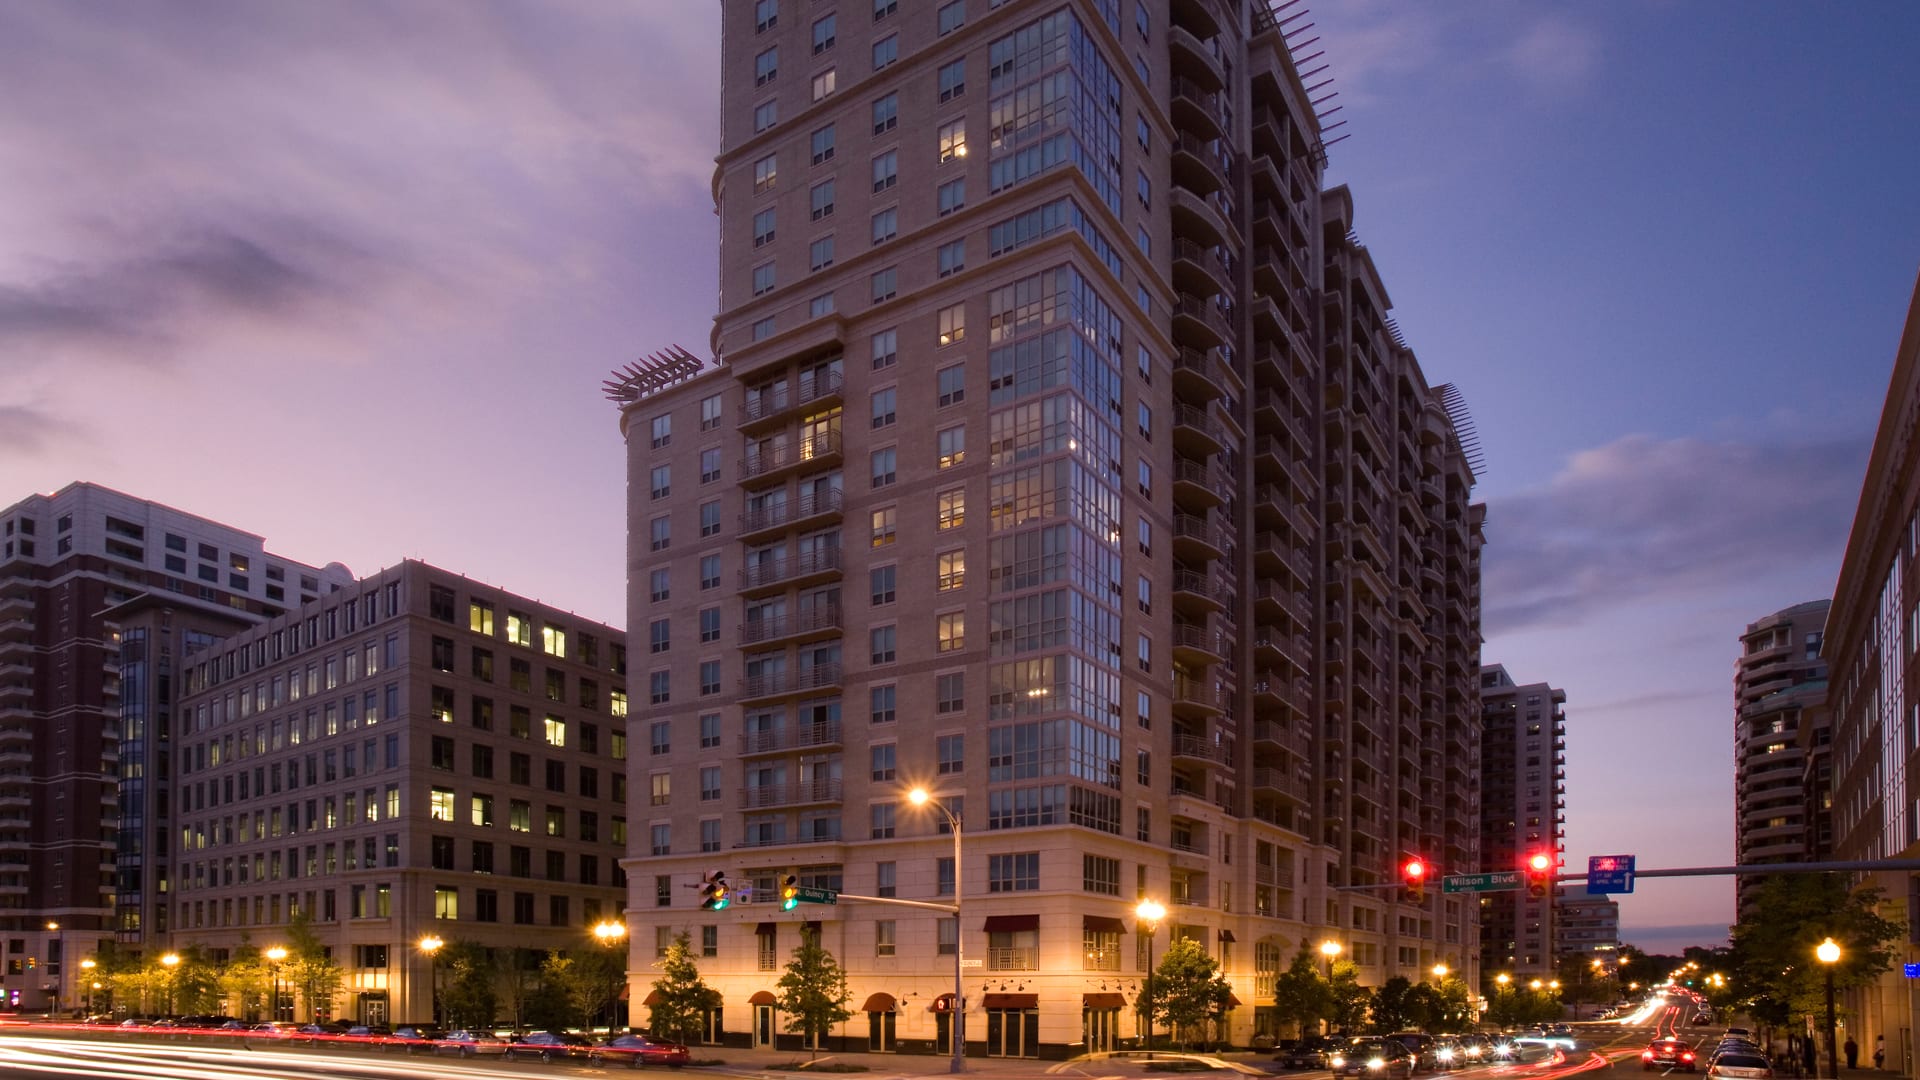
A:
1403 858 1428 881
1526 852 1552 873
1524 852 1553 898
1401 856 1429 903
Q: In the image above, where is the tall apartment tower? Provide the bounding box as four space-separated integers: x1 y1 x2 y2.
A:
0 481 351 1011
612 0 1484 1056
1732 600 1830 917
1476 664 1565 979
167 561 631 1025
1823 273 1920 1056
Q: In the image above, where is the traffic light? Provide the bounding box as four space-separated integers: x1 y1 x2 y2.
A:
1401 857 1428 903
1525 852 1553 899
700 870 731 911
780 874 801 911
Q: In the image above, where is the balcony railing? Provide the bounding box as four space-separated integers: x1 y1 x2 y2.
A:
739 430 842 480
736 777 845 810
739 662 844 701
987 947 1038 972
739 370 845 426
739 546 843 591
739 721 844 756
739 488 844 535
738 605 844 645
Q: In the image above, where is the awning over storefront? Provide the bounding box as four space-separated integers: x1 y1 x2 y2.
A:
1083 992 1127 1008
1217 929 1236 942
642 989 663 1005
981 914 1039 932
982 993 1039 1010
1225 993 1242 1007
1083 915 1127 933
930 993 956 1013
861 992 897 1013
749 990 777 1006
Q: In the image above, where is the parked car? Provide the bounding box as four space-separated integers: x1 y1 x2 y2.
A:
1387 1032 1439 1071
1706 1052 1773 1080
1643 1038 1699 1072
389 1024 444 1052
437 1029 511 1057
1279 1035 1344 1069
595 1033 692 1069
505 1031 596 1063
342 1024 394 1047
1330 1038 1417 1078
250 1021 303 1037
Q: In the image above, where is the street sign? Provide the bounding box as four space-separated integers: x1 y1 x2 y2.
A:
1441 871 1521 893
792 887 838 905
1588 854 1635 895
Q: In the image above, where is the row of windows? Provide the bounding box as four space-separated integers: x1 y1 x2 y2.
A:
172 885 616 936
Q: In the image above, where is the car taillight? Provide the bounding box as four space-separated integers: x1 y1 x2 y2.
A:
1683 1054 1695 1062
1645 1052 1656 1060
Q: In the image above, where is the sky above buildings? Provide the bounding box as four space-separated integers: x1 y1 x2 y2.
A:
2 1 1916 956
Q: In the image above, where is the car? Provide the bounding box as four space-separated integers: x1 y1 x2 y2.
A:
1451 1034 1492 1063
1707 1053 1773 1080
1387 1033 1440 1071
250 1021 302 1037
1431 1037 1465 1070
342 1024 394 1047
595 1033 693 1069
506 1031 596 1063
390 1024 444 1052
1724 1028 1754 1041
437 1029 512 1057
1279 1035 1343 1069
1644 1038 1699 1072
1693 1013 1714 1025
1330 1039 1417 1077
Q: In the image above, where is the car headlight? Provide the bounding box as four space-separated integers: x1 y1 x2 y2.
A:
1438 1049 1455 1061
1331 1056 1347 1068
1368 1058 1386 1070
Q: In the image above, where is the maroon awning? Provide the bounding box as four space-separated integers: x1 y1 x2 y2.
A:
982 993 1038 1009
749 990 777 1006
1084 992 1127 1008
982 914 1039 932
861 992 896 1013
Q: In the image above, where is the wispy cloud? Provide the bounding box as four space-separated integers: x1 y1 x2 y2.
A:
0 406 60 455
1484 432 1867 634
1505 15 1604 96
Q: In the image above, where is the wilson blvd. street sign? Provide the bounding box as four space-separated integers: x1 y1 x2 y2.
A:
1441 871 1522 893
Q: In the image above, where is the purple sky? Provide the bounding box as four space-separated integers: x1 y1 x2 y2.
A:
4 2 1917 956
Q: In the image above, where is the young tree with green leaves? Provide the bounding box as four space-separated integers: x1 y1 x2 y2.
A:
281 911 344 1021
439 940 499 1031
1367 977 1415 1034
1728 875 1903 1030
775 933 852 1056
1139 937 1234 1048
1327 960 1371 1033
1272 948 1332 1037
648 931 721 1046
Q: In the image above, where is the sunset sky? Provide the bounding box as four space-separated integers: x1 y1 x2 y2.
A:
3 1 1917 954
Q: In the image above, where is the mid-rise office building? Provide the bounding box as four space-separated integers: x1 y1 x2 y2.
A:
1477 664 1565 978
1552 891 1619 958
610 0 1484 1056
168 561 629 1024
0 481 351 1011
1824 273 1920 1061
1732 599 1830 918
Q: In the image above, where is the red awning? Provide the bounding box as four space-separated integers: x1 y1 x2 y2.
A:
749 990 777 1006
861 992 897 1013
982 914 1039 932
1083 915 1127 933
1225 993 1242 1007
930 993 955 1013
1084 992 1127 1008
982 993 1038 1010
642 989 663 1006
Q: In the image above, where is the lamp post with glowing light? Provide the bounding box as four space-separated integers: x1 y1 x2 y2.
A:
160 952 180 1017
908 788 966 1074
265 946 287 1022
79 958 96 1017
1136 898 1166 1054
1817 938 1840 1080
419 935 444 1027
592 920 629 1032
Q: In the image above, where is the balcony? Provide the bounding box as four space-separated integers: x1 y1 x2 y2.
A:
1168 23 1225 89
1173 292 1234 349
736 777 845 810
1170 184 1236 250
738 487 844 542
1174 681 1229 719
738 605 844 647
1253 532 1312 587
1172 514 1229 561
1171 569 1229 615
987 946 1039 972
1171 346 1227 402
738 546 843 596
1172 459 1228 511
1173 733 1227 764
738 662 844 704
1171 622 1227 665
740 429 843 484
738 370 846 433
739 720 844 757
1251 676 1311 718
1172 238 1233 301
1172 403 1227 458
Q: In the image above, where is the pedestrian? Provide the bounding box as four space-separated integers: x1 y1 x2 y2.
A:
1804 1035 1818 1078
1874 1036 1885 1070
1847 1036 1860 1070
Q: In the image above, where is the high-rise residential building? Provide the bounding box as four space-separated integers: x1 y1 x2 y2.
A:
1732 599 1830 917
0 481 352 1012
610 0 1483 1056
167 560 630 1025
1823 273 1920 1059
1476 664 1565 979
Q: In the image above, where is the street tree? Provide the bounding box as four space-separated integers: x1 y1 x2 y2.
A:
215 943 270 1020
282 911 344 1021
1272 948 1331 1037
1327 960 1371 1033
1368 977 1416 1034
648 931 721 1046
439 940 498 1031
1728 874 1903 1030
1139 937 1234 1048
775 932 852 1056
1430 977 1474 1030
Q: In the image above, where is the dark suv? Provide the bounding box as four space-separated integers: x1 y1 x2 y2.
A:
1279 1036 1344 1070
1331 1039 1416 1078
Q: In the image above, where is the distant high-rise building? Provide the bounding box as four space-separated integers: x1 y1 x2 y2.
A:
1732 600 1830 917
1477 664 1566 978
609 0 1484 1056
1823 272 1920 1055
1552 890 1619 957
0 481 352 1011
166 560 630 1024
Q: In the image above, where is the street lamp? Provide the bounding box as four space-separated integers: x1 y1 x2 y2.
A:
1320 940 1342 979
1136 899 1166 1054
1817 938 1841 1080
419 935 444 1027
592 920 629 1033
265 946 287 1022
1432 964 1449 981
908 788 966 1075
79 959 96 1018
160 953 180 1017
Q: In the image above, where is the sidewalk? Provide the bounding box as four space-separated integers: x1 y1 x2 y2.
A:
688 1045 1274 1077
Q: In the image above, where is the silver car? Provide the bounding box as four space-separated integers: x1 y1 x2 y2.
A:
1706 1053 1773 1080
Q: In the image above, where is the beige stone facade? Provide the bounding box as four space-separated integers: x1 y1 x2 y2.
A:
613 0 1484 1057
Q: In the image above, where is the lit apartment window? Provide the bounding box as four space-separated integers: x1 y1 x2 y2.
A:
937 549 965 591
937 487 964 529
811 68 836 102
937 611 964 652
430 787 455 822
544 716 566 747
871 506 897 546
937 118 966 162
937 425 964 468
